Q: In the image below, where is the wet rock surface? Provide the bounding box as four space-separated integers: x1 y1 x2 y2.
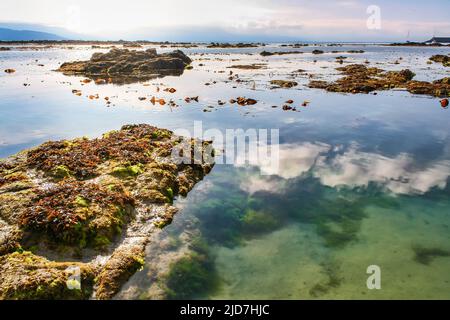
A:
308 64 450 97
429 54 450 67
0 124 214 299
260 50 303 56
270 80 299 88
57 48 192 84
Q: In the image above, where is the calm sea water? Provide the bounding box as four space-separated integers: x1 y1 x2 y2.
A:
1 44 449 299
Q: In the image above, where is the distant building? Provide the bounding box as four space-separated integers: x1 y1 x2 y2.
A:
425 37 450 45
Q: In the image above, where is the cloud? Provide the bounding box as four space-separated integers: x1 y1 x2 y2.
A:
241 141 450 195
314 145 450 195
1 0 449 41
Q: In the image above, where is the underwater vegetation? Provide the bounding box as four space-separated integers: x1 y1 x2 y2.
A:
412 245 450 265
189 172 369 249
163 238 221 300
309 261 343 298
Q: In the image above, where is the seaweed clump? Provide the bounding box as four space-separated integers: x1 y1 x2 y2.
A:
26 125 173 180
308 64 450 97
412 246 450 265
19 181 134 248
163 239 220 299
429 54 450 67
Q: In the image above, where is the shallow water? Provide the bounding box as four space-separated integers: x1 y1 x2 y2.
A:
1 43 450 299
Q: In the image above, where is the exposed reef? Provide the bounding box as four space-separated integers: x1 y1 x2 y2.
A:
207 43 261 48
270 80 299 88
57 48 192 84
0 124 214 299
308 64 450 97
260 51 303 57
429 54 450 67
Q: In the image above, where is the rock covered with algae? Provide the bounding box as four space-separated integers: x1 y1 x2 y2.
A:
57 48 192 84
0 124 214 299
308 64 450 97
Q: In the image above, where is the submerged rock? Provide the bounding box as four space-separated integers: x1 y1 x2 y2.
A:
308 64 449 97
57 48 192 84
0 124 214 299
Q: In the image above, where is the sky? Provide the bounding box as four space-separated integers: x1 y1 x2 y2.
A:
1 0 449 42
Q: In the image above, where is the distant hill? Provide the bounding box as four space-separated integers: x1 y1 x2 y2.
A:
0 27 65 41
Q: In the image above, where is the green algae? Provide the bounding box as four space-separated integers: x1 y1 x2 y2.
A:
111 164 144 178
52 165 71 179
0 251 95 300
412 246 450 265
164 238 220 300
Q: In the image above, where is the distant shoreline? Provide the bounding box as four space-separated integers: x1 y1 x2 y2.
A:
0 40 449 47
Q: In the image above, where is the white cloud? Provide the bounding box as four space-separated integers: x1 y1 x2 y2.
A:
314 145 450 195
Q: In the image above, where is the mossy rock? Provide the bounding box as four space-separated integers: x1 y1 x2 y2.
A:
0 251 95 300
19 181 134 248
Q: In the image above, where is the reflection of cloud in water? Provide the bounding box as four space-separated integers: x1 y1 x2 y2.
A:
243 141 450 195
240 175 286 195
259 142 330 179
239 142 329 194
314 146 450 195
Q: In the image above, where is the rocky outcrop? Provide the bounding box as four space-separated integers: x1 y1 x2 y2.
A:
57 48 192 84
429 55 450 67
308 64 450 97
270 80 298 88
260 51 303 57
207 43 260 48
0 124 214 300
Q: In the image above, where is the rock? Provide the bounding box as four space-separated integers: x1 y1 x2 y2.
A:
308 64 449 97
270 80 298 88
184 96 199 103
0 124 214 299
0 251 96 299
0 47 11 51
441 98 449 108
429 55 450 67
309 64 413 94
312 50 324 54
4 69 15 73
207 43 260 48
407 78 450 97
227 64 267 70
260 51 303 57
230 97 258 106
57 48 192 84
